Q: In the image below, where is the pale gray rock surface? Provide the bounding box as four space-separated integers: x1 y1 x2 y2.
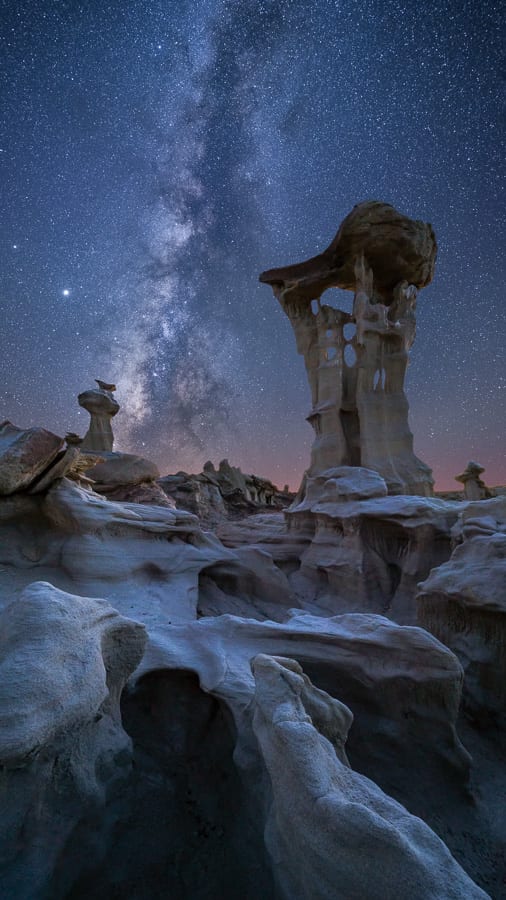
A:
138 610 472 830
0 478 294 625
418 496 506 729
0 581 146 899
131 611 497 894
85 450 160 486
251 654 487 900
0 420 63 495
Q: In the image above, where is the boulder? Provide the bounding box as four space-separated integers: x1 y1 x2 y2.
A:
85 451 160 486
0 421 63 495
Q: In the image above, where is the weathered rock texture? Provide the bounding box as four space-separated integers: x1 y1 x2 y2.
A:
418 497 506 730
0 581 146 899
0 420 63 495
252 654 486 900
131 611 496 894
260 199 437 299
159 458 293 526
78 383 120 451
0 475 294 625
260 200 435 497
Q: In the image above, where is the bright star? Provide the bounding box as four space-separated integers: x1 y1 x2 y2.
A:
62 289 70 296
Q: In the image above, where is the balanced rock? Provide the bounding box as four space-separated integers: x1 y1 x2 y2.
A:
85 451 160 487
260 200 437 301
78 384 120 452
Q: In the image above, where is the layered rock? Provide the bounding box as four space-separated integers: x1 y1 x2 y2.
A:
287 491 462 623
417 496 506 729
259 200 435 497
132 611 497 893
0 420 63 495
260 199 436 300
252 654 486 900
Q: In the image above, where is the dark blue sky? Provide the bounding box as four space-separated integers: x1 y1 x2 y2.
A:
1 0 504 488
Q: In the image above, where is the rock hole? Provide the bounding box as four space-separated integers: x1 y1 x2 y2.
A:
320 287 354 314
311 299 320 316
326 347 337 361
344 344 356 367
59 670 274 898
343 323 356 341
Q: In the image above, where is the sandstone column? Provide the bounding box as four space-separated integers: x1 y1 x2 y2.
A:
78 380 120 452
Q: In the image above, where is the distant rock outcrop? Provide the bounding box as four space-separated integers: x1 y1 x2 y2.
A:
159 458 293 526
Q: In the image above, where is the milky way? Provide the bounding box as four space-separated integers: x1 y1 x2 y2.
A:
1 0 504 489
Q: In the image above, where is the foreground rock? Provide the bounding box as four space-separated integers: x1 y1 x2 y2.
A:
139 611 471 834
418 496 506 730
0 477 294 624
1 584 487 898
0 581 146 899
252 654 486 900
0 420 63 495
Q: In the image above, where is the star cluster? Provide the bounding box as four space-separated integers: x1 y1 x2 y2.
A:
0 0 504 489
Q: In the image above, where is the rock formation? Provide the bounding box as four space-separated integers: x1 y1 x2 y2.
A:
0 199 504 897
159 459 293 526
455 461 491 501
417 496 506 731
78 380 120 451
259 200 435 498
0 581 146 899
0 420 64 494
251 654 486 900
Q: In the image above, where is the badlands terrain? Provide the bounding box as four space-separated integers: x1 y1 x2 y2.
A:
0 203 504 899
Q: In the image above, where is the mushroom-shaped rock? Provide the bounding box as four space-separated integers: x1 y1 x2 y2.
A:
260 200 437 302
78 386 120 452
455 461 489 501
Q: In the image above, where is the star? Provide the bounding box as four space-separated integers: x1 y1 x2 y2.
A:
62 289 70 297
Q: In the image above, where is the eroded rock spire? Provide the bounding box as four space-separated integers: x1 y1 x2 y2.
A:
260 200 436 497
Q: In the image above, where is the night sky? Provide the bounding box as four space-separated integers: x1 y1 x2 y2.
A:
1 0 504 490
